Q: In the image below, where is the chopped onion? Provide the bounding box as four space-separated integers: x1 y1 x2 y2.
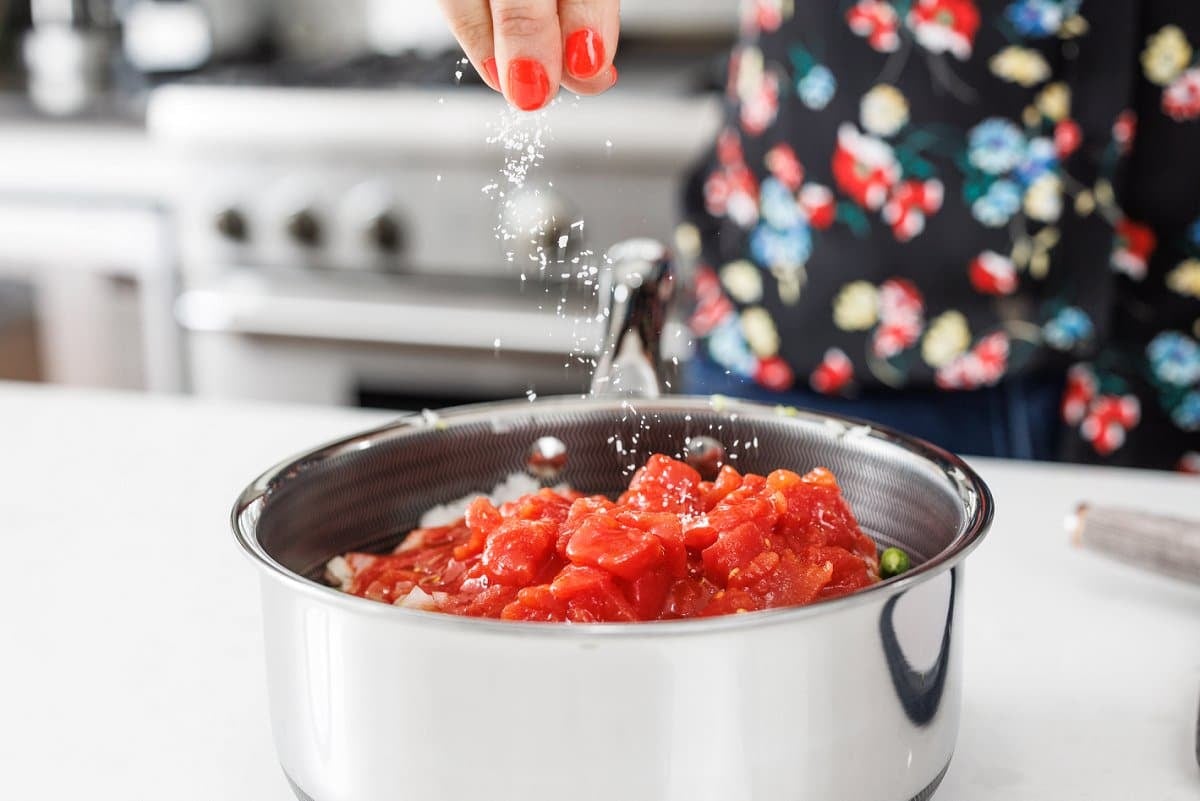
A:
324 556 353 590
395 586 437 610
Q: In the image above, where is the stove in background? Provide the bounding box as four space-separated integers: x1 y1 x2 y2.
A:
150 15 733 409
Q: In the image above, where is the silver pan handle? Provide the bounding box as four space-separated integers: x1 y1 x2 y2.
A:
589 238 676 399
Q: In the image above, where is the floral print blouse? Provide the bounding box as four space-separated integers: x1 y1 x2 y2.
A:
682 0 1200 473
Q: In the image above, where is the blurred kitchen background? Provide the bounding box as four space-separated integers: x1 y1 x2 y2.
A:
0 0 733 410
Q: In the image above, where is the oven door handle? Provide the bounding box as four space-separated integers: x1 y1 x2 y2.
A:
175 288 600 355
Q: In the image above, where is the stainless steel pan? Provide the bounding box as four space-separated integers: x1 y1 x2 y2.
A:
232 242 994 801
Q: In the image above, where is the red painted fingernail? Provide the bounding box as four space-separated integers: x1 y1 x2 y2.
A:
507 58 551 111
482 57 499 87
565 28 606 79
609 65 619 86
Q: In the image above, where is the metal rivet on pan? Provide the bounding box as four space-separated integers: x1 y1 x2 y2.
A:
527 436 568 480
684 436 726 480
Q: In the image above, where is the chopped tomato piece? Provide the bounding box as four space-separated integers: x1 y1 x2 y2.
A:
702 521 768 584
801 466 839 489
618 454 704 514
736 548 834 607
699 588 761 617
550 565 638 623
703 465 744 509
617 511 687 578
500 584 564 621
449 584 520 617
480 519 557 586
453 498 502 560
682 523 719 549
565 515 666 581
622 570 674 620
557 496 617 558
661 577 717 619
706 492 779 538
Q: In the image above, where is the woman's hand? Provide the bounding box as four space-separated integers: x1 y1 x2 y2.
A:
437 0 620 111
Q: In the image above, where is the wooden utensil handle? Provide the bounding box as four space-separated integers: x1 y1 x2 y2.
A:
1070 504 1200 585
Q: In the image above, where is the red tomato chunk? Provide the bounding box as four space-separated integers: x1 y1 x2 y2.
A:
332 454 881 622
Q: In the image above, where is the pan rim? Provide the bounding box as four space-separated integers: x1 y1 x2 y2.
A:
231 394 994 638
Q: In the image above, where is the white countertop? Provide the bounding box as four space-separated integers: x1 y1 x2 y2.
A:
1 382 1197 800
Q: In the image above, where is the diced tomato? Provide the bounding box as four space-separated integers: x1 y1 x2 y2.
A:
747 548 834 607
703 465 744 509
334 455 880 622
389 541 458 574
699 588 761 616
617 511 688 578
683 524 719 549
801 545 876 600
355 565 422 603
661 577 716 619
765 468 801 492
722 473 767 502
565 514 666 581
769 474 876 564
550 565 638 622
702 521 768 584
557 496 617 558
728 549 782 590
499 584 565 621
480 519 557 586
452 498 502 560
394 523 465 553
619 454 705 514
621 570 674 620
512 488 576 523
566 495 618 525
801 466 839 489
452 584 520 617
458 496 496 527
706 493 779 537
500 596 561 621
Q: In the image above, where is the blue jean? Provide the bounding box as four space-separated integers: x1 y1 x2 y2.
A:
681 357 1065 461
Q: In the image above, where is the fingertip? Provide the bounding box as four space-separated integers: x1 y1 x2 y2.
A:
506 57 554 111
564 27 606 80
561 65 618 97
482 57 500 89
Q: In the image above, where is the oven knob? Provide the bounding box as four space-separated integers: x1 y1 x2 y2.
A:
286 209 322 247
214 208 248 242
365 212 402 253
